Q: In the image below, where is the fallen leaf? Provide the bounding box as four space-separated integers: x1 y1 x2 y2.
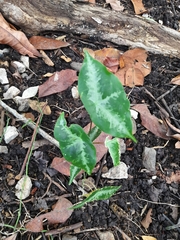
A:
29 36 70 50
141 208 152 229
28 100 51 115
23 112 35 121
94 48 121 63
175 141 180 148
125 67 144 87
40 50 54 66
165 118 180 141
166 170 180 184
131 0 147 15
22 86 39 99
141 236 157 240
4 233 18 240
103 57 119 73
38 69 78 98
0 13 40 57
106 0 124 11
132 104 170 140
171 75 180 85
25 197 73 232
61 55 71 62
116 48 151 86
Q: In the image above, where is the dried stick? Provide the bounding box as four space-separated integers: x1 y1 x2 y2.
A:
15 107 44 180
0 99 59 147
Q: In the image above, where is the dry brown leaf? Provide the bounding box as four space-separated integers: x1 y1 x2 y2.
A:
103 57 119 73
175 141 180 148
61 55 72 62
132 104 170 140
124 48 147 61
40 50 54 66
166 170 180 184
94 48 121 63
29 36 70 50
106 0 124 11
38 69 77 98
131 0 147 15
141 208 152 229
51 123 109 176
125 67 144 87
23 112 35 121
165 118 180 141
141 236 157 240
0 13 40 58
171 75 180 85
28 100 51 115
25 197 73 232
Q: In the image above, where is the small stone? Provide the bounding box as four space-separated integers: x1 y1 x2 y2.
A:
96 231 115 240
14 96 29 111
102 162 128 179
0 145 8 153
3 86 20 99
71 86 79 99
0 68 9 89
13 61 26 73
20 56 29 69
142 147 156 172
62 234 77 240
4 126 19 144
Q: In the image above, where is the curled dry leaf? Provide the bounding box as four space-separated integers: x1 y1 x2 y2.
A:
132 104 170 140
141 236 157 240
25 197 73 232
0 13 40 58
141 208 153 229
166 170 180 184
29 36 70 50
28 100 51 115
131 0 147 15
38 69 78 98
171 75 180 85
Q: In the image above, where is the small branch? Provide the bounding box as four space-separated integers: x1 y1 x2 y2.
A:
0 99 59 147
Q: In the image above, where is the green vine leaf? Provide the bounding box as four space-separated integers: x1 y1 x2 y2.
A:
71 186 120 209
105 137 120 166
69 165 81 185
78 51 136 142
54 113 96 175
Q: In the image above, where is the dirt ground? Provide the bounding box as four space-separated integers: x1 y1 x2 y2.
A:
0 0 180 239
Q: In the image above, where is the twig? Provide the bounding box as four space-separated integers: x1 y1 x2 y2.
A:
157 85 177 101
136 194 180 207
15 108 44 180
0 99 59 147
42 172 67 195
113 226 132 240
95 153 107 187
45 222 83 236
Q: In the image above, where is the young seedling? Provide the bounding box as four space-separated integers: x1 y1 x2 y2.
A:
54 51 136 208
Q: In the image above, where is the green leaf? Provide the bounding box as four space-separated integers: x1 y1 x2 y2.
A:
69 165 81 185
105 137 120 166
71 186 120 209
88 126 102 142
78 51 136 142
54 113 96 175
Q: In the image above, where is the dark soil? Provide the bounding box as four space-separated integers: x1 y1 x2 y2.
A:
0 0 180 239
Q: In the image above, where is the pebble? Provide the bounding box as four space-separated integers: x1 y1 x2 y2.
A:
96 231 115 240
13 61 26 73
142 147 156 172
20 56 29 69
4 126 19 144
3 86 20 99
62 234 77 240
102 162 128 179
71 86 79 99
0 68 9 89
0 145 8 154
14 96 29 111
